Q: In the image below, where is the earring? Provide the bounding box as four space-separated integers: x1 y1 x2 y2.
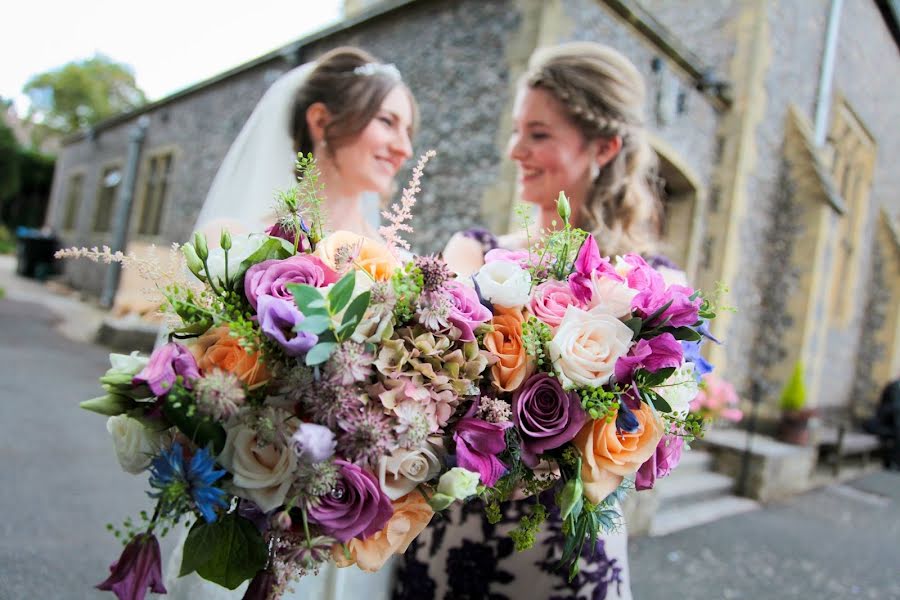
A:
590 163 600 181
321 138 328 149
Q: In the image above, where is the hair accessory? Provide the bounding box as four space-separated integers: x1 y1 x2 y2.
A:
352 63 402 80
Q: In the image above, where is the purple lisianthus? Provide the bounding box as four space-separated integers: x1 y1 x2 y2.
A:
445 280 492 342
484 248 534 269
96 532 166 600
635 433 685 490
132 342 200 396
568 235 622 304
291 423 336 464
244 254 339 310
306 459 393 542
614 333 684 383
256 294 317 356
512 373 586 467
454 417 511 487
266 219 309 251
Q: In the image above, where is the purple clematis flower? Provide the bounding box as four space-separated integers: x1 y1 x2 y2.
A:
453 417 511 487
132 342 200 396
256 294 317 357
96 533 166 600
568 235 623 304
614 332 684 383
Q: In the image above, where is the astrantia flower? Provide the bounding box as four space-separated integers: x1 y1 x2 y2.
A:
337 403 398 467
194 368 246 421
476 396 513 424
414 255 452 292
294 460 340 498
148 442 228 523
96 533 166 600
326 341 373 386
416 290 452 332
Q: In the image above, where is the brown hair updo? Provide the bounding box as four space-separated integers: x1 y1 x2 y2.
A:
290 46 418 156
524 42 662 256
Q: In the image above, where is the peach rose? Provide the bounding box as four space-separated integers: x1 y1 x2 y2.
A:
189 326 269 387
314 230 399 281
574 402 664 504
483 307 533 392
333 493 433 572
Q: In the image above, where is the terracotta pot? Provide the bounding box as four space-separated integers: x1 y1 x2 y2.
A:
777 409 815 445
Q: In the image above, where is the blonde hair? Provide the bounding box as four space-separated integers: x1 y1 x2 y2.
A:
525 42 662 256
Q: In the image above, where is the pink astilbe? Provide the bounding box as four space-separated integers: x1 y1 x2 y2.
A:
379 150 436 255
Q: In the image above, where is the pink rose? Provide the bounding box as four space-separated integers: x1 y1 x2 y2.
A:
484 248 535 269
445 280 492 342
530 280 583 328
244 254 338 311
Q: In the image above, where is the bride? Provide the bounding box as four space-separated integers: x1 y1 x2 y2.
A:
164 46 416 599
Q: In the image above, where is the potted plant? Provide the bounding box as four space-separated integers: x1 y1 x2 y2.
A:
777 361 815 445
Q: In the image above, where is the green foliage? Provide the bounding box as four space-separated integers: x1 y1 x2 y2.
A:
292 153 326 245
162 381 227 454
391 262 424 324
0 225 15 255
578 386 620 421
0 121 20 203
521 316 554 372
508 502 548 552
180 512 268 589
780 361 807 412
24 54 147 133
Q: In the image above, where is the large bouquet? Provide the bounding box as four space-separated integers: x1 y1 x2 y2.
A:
62 156 720 599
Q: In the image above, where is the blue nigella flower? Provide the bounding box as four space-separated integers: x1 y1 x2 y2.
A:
148 442 228 523
616 400 641 433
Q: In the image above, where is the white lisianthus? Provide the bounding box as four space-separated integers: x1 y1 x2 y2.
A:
436 467 480 499
109 351 149 375
654 362 699 418
549 306 634 388
586 274 638 319
218 423 297 512
206 233 288 285
378 443 443 500
474 260 532 309
106 415 169 474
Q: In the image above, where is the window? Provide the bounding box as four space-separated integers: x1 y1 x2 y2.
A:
92 166 122 232
826 99 876 322
62 173 84 231
137 152 174 236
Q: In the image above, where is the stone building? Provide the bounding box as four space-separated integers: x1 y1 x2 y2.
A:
45 0 900 422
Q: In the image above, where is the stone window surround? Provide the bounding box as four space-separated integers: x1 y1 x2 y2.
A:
91 161 124 234
132 145 179 240
60 168 87 233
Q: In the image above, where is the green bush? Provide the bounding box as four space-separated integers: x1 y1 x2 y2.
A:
780 361 807 412
0 224 14 255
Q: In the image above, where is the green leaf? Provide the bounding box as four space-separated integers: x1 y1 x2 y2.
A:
338 290 370 341
335 317 360 339
80 393 137 416
294 314 331 335
427 493 455 512
287 283 328 316
234 238 293 284
162 392 226 454
180 512 267 589
644 389 673 413
622 317 643 338
643 367 676 387
305 342 337 366
665 326 702 342
328 272 357 314
643 299 674 325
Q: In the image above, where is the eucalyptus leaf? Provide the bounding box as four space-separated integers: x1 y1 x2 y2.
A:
338 290 370 341
294 314 331 335
180 512 267 589
287 283 328 316
328 272 357 314
305 342 337 366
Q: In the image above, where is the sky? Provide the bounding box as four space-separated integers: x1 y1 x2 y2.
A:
2 0 343 113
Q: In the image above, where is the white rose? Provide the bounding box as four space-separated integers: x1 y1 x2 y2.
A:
378 443 442 500
106 415 168 474
206 233 288 285
586 274 638 319
474 260 532 309
436 467 480 499
657 266 688 288
218 424 297 512
654 362 698 418
549 306 634 388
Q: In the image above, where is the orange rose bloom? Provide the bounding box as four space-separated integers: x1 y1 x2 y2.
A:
314 230 399 281
574 402 664 504
189 326 270 387
483 306 533 392
332 493 433 572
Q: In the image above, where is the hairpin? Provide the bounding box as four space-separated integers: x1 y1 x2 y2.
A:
353 63 402 80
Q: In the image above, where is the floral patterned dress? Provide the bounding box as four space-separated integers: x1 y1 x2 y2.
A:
391 228 632 600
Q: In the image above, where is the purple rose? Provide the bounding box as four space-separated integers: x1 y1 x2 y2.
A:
626 257 700 328
96 533 166 599
306 460 393 542
445 280 492 342
256 294 317 356
568 235 623 304
614 333 684 383
290 423 336 464
454 417 511 487
244 254 339 310
512 373 587 467
132 342 200 396
635 433 685 490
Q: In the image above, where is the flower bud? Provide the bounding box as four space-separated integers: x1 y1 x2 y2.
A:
182 243 205 279
274 510 292 531
556 191 571 223
193 232 209 261
220 229 232 251
436 467 480 500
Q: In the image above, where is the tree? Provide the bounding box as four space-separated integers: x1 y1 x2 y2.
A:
0 120 21 204
24 54 147 133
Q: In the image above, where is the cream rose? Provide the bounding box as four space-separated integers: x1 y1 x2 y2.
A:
586 274 638 319
473 260 532 309
378 443 442 500
218 424 297 512
106 415 169 475
549 306 634 388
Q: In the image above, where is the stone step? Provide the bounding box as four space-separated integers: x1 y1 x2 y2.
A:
655 470 735 507
676 449 714 475
648 495 760 537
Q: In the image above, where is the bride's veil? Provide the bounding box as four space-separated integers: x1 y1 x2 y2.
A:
193 63 315 234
